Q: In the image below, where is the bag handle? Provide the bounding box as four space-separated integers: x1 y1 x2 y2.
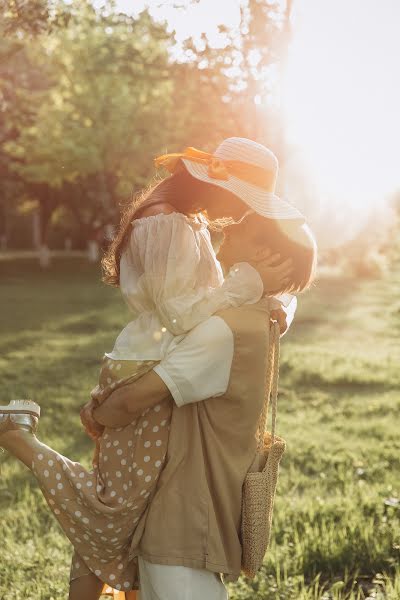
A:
256 320 280 453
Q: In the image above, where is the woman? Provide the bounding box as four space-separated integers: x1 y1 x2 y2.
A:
0 138 301 599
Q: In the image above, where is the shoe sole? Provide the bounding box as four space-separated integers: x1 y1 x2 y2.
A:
0 400 41 418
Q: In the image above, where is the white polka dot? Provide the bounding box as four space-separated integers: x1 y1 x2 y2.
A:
108 481 112 487
145 475 152 483
95 528 103 533
44 470 49 477
86 481 93 487
82 517 89 524
113 441 119 447
83 556 90 561
142 420 149 427
116 364 121 370
54 509 60 515
123 484 128 491
121 459 127 465
107 523 114 529
37 454 43 460
70 527 76 533
155 460 162 467
104 456 108 462
152 426 159 433
109 574 116 581
107 377 112 384
144 456 150 462
95 570 102 576
61 504 66 510
75 562 80 568
48 499 55 505
161 420 167 426
50 489 56 496
128 441 133 447
76 483 82 489
83 534 89 540
156 440 162 446
144 441 151 448
116 471 122 478
110 491 117 497
101 536 107 541
118 563 124 570
56 473 61 480
75 511 82 517
96 485 102 493
137 469 143 476
57 483 63 490
117 449 123 456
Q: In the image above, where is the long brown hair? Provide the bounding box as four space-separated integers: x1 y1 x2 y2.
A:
102 170 240 286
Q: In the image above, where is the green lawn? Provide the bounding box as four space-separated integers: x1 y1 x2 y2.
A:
0 258 399 600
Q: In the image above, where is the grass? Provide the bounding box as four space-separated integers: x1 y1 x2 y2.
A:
0 257 399 600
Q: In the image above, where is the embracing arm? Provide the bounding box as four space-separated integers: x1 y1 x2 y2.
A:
92 370 172 427
92 316 233 427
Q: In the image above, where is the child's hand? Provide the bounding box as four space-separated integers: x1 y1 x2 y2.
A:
253 249 293 295
80 399 104 440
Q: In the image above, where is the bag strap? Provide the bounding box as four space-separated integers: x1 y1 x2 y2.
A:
256 320 281 453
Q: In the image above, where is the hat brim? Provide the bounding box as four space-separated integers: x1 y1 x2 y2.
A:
181 158 305 222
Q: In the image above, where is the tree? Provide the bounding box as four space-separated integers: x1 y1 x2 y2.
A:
3 1 173 247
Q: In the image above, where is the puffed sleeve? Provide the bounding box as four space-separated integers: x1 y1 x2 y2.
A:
130 213 264 335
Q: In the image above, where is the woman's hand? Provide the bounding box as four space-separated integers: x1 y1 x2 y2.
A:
80 399 105 440
270 307 288 335
253 248 293 295
92 387 135 428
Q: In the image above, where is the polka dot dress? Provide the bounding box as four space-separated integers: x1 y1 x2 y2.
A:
31 357 171 594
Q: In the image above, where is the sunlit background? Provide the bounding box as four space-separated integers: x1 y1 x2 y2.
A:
110 0 400 248
2 0 400 259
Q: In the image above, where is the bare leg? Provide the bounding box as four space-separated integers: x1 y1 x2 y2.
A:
68 573 104 600
0 429 54 470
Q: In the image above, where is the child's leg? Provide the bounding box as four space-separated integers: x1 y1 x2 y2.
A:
68 573 104 600
0 429 49 470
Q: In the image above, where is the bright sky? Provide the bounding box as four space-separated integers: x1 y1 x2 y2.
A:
108 0 400 244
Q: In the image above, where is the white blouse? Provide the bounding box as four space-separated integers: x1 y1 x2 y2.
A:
105 212 265 361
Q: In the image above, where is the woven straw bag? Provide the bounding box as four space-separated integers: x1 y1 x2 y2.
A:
241 320 286 578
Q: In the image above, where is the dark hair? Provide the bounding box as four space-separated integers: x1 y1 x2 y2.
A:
102 169 242 286
249 215 318 295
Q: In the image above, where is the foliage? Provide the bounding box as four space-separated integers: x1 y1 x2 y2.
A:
0 0 296 247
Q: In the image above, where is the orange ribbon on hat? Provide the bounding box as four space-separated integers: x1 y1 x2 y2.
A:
154 146 276 192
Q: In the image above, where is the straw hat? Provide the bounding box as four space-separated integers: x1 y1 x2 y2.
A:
155 137 305 221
